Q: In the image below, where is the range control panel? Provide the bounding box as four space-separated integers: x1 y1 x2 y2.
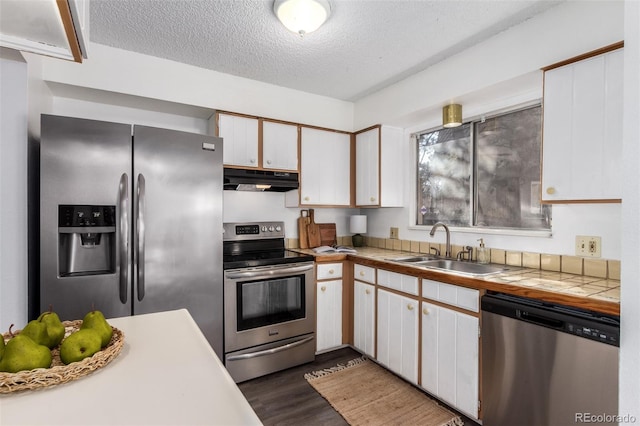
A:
223 222 285 241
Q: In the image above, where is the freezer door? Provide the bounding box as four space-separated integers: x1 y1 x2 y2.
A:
132 125 223 355
40 115 132 321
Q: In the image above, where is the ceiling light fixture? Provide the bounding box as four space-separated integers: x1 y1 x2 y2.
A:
274 0 331 37
442 104 463 128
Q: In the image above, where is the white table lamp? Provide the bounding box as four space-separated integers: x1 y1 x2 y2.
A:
350 215 367 247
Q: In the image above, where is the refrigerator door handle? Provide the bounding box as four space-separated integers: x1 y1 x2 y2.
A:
136 173 146 301
118 173 129 304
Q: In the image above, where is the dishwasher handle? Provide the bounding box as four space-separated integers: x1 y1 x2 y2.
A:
518 309 564 329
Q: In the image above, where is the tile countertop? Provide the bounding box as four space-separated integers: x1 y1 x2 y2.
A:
301 247 620 316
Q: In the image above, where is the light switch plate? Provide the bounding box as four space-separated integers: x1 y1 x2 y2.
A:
390 227 399 239
575 236 601 257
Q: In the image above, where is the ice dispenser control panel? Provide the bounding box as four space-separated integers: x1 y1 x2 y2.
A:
59 205 115 228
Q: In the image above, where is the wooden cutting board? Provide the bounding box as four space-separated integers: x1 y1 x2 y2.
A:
319 223 337 247
307 209 321 248
298 210 310 249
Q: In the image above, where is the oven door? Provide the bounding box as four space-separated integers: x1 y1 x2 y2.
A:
224 262 315 354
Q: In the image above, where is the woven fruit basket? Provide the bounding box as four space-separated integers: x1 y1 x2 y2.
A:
0 320 124 394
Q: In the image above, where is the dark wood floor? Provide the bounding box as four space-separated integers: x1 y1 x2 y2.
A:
237 346 480 426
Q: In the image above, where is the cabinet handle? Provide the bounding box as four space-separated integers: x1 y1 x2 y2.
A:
370 196 376 202
321 286 326 292
250 158 256 164
423 308 429 315
328 269 334 274
546 187 556 195
266 160 272 165
365 289 371 295
359 271 365 276
407 304 414 311
304 196 310 201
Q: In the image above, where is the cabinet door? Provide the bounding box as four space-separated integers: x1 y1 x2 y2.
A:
355 128 380 206
218 114 259 167
421 301 479 419
300 127 351 206
353 280 375 357
377 289 418 383
316 280 342 352
542 48 623 202
262 121 298 171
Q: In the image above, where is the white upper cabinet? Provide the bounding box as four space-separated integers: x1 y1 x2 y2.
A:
355 125 403 208
299 127 351 206
217 113 259 168
355 127 380 206
262 121 298 171
542 46 623 202
0 0 89 62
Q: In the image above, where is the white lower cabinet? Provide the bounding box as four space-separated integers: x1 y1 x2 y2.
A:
316 279 342 352
421 301 479 420
377 289 419 384
353 280 375 357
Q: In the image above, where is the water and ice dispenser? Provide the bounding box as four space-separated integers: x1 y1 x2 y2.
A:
58 205 116 277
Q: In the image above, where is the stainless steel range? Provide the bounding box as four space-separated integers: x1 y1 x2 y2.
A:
223 221 316 383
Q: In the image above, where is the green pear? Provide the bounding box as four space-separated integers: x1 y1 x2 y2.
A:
80 310 112 348
59 329 102 365
37 310 66 348
19 320 49 347
0 335 52 373
0 337 5 361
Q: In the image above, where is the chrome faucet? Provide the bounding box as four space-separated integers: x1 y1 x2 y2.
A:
429 222 451 258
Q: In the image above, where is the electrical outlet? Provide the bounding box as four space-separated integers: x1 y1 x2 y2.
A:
575 236 602 257
390 227 399 239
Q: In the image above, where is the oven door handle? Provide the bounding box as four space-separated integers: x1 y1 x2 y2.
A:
226 335 315 361
225 263 314 280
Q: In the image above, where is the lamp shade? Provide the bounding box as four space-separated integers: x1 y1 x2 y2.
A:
274 0 331 36
350 215 367 234
442 104 462 128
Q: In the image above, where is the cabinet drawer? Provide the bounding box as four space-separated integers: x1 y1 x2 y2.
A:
353 264 375 283
317 263 343 280
378 269 419 296
422 280 479 313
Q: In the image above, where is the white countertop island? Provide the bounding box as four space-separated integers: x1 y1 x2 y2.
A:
0 309 262 426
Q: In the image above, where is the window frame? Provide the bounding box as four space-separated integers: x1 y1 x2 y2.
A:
409 101 552 237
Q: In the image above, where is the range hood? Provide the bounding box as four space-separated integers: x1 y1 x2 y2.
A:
223 168 299 192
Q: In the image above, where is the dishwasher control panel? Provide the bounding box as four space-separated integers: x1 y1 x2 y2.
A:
567 323 619 345
483 292 620 347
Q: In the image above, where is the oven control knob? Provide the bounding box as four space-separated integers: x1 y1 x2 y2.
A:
261 226 267 232
275 225 282 232
268 226 275 232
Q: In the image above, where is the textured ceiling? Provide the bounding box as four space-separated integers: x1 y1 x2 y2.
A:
90 0 563 102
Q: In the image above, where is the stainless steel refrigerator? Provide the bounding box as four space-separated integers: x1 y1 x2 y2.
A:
39 114 224 356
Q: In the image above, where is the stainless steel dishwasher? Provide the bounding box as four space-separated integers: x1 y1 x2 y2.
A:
481 292 619 426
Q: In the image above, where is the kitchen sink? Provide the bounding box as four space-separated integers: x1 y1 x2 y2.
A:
386 255 438 263
391 257 511 276
416 259 508 276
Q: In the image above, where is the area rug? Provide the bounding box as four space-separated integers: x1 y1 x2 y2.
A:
305 357 464 426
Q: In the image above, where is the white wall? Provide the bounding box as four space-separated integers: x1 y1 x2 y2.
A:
620 0 640 419
38 43 354 132
224 191 359 238
1 48 28 331
354 1 624 130
354 0 624 260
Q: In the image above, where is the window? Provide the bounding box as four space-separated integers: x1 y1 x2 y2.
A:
416 105 551 231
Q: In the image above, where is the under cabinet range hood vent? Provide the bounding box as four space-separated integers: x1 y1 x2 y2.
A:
223 168 299 192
